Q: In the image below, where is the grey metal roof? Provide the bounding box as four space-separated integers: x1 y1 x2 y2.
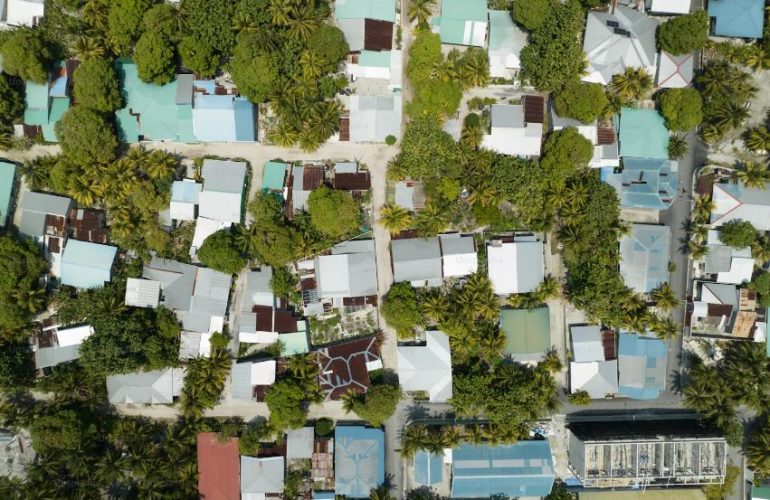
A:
514 242 545 293
179 331 204 359
286 427 314 460
334 162 358 174
124 278 160 308
349 94 402 142
143 258 197 311
106 368 183 404
619 224 670 294
331 239 375 254
243 268 274 312
397 330 453 402
201 159 247 194
175 74 193 105
439 233 475 256
230 362 253 400
34 344 80 369
391 237 442 283
704 245 733 274
570 325 604 363
18 191 72 238
338 18 365 51
702 282 739 306
241 456 285 494
491 103 524 129
316 250 378 298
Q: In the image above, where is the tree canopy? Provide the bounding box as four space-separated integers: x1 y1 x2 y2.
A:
0 341 34 390
229 32 280 104
135 31 177 85
0 75 23 124
553 81 608 124
657 11 709 56
397 118 457 180
381 282 423 338
512 0 551 31
749 272 770 307
540 127 594 185
345 383 401 427
265 378 308 430
719 220 756 248
307 187 361 238
197 229 247 275
55 107 117 164
657 87 703 131
107 0 153 55
1 28 56 84
0 235 47 333
73 59 123 113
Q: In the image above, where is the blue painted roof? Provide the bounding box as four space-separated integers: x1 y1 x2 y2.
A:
335 426 385 498
60 240 118 289
709 0 765 39
451 441 555 498
617 333 668 400
605 157 678 210
312 493 336 500
192 94 256 142
262 161 288 191
233 97 256 141
414 451 443 485
193 80 216 94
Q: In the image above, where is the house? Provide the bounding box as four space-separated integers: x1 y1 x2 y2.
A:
238 268 308 345
332 164 371 196
711 181 770 231
500 307 551 364
348 94 402 142
450 441 555 498
23 61 72 141
179 331 215 359
391 237 443 286
335 0 397 52
192 94 256 142
68 208 108 244
582 7 659 85
106 367 185 404
656 51 694 89
0 162 15 228
241 456 285 499
34 324 93 369
2 0 45 27
550 112 620 168
197 432 240 500
617 332 667 399
394 181 426 211
0 429 35 480
230 360 276 401
568 418 727 488
170 180 202 221
288 164 324 213
482 100 544 157
263 161 289 198
570 325 618 399
440 233 478 278
709 0 765 39
190 217 229 258
346 50 400 82
397 330 452 402
18 191 72 248
287 427 315 461
60 240 118 289
316 239 378 301
124 278 160 308
317 336 382 400
649 0 691 15
487 238 545 295
617 108 669 159
414 450 443 487
434 0 487 47
619 224 670 294
335 426 385 498
142 257 231 334
487 10 527 79
115 60 196 143
604 157 678 210
199 159 246 225
689 281 757 339
702 230 754 285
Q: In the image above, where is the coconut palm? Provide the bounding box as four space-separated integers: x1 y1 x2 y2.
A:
745 126 770 153
340 389 360 414
696 61 733 99
687 240 709 261
378 204 412 235
300 50 324 80
652 316 680 340
287 10 319 41
534 275 560 302
735 161 770 189
610 67 652 102
407 0 436 26
298 128 322 152
422 292 448 323
144 149 178 180
83 0 108 31
651 283 679 311
752 234 770 267
463 424 485 445
72 36 106 60
700 123 725 144
69 175 98 206
545 185 568 210
399 424 429 458
268 123 299 148
414 203 448 237
232 11 258 33
692 195 716 223
479 328 505 361
714 101 750 130
370 483 395 500
668 134 688 160
748 427 770 475
268 0 292 26
558 203 584 227
386 158 408 181
459 48 489 89
441 425 462 448
467 185 498 208
310 101 342 140
565 182 589 208
431 59 458 82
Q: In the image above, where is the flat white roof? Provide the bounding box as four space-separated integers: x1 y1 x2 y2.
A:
56 325 94 347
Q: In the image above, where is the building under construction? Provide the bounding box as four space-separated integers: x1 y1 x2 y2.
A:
567 418 726 488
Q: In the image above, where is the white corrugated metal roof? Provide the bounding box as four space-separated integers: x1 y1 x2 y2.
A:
125 278 161 308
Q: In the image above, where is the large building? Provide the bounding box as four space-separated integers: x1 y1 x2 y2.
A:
568 418 727 488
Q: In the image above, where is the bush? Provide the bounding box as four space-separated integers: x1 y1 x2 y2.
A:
381 282 423 338
464 112 481 128
385 135 397 145
749 272 770 307
657 88 703 131
197 229 246 275
229 32 279 104
657 11 709 56
539 127 594 184
553 81 608 124
73 59 122 113
55 107 117 164
568 390 591 405
315 417 335 436
719 220 756 248
307 186 361 238
0 75 23 123
512 0 551 31
265 379 308 430
347 384 401 427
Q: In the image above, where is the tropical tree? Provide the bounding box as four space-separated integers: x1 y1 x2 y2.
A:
459 47 489 89
399 424 429 458
370 483 395 500
692 195 715 223
745 126 770 153
407 0 436 27
713 101 749 130
748 423 770 475
752 234 770 267
651 283 679 311
143 149 178 180
668 134 688 160
651 316 680 340
414 203 448 237
610 67 652 102
421 292 448 323
735 161 769 189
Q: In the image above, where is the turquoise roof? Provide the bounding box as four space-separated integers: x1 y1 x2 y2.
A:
451 441 555 498
60 240 118 289
262 161 288 191
24 82 49 126
115 60 195 143
605 157 678 210
709 0 765 39
359 50 391 68
442 0 487 21
280 331 309 356
618 108 669 159
335 426 385 497
335 0 396 22
754 485 770 499
500 307 551 360
41 97 70 142
0 162 15 228
414 450 443 485
488 10 526 52
438 0 488 45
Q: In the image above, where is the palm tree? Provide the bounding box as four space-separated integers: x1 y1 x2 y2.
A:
714 101 749 130
651 283 679 311
692 195 715 223
378 204 412 235
700 123 725 144
82 0 108 31
565 182 589 208
479 328 505 361
696 61 733 99
431 59 458 82
735 161 770 189
386 158 408 181
399 424 428 458
748 427 770 475
300 50 324 80
534 275 560 302
459 48 489 89
668 134 688 160
69 175 98 206
232 12 258 33
310 101 342 140
687 240 709 261
407 0 437 26
463 424 485 444
72 36 106 60
298 129 322 152
340 389 360 414
610 67 652 102
752 234 770 267
286 10 319 41
745 126 770 153
414 203 448 237
422 292 448 323
441 425 462 448
652 316 680 340
370 483 395 500
268 0 292 26
144 149 177 180
268 123 299 148
558 203 584 227
545 185 569 210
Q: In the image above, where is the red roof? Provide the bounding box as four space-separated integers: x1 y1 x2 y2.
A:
364 19 394 51
197 432 240 500
522 95 545 124
334 172 371 191
316 336 381 400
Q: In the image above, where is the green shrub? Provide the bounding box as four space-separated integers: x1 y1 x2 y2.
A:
385 135 397 145
315 417 335 436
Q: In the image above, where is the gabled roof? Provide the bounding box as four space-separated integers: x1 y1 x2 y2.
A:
199 159 246 225
143 257 197 310
241 456 285 495
18 191 72 238
349 94 402 142
500 307 551 363
397 330 453 402
243 268 274 311
23 80 49 126
0 162 15 228
617 108 669 159
482 104 542 157
125 278 160 308
414 450 443 486
619 224 670 294
335 0 396 23
317 336 381 400
451 441 555 498
711 181 770 231
60 240 117 289
709 0 765 39
436 0 488 46
440 233 478 278
106 368 184 404
570 360 619 399
197 433 240 500
334 426 385 498
192 94 256 142
656 51 694 89
178 331 212 359
487 240 544 294
571 325 605 363
605 157 678 210
617 332 667 400
582 6 659 85
488 10 527 77
391 237 443 285
287 427 314 460
316 249 378 298
231 360 276 400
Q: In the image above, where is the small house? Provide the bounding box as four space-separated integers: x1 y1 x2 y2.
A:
106 367 185 404
397 330 453 402
60 240 118 289
487 238 544 295
619 224 670 294
335 426 385 498
482 100 544 158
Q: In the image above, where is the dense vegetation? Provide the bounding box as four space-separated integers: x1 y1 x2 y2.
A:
657 11 709 56
695 61 756 143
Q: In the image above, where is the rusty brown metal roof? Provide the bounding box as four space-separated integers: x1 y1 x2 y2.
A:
339 116 350 141
317 336 381 400
601 330 616 360
303 165 325 190
597 127 616 145
364 19 394 51
333 172 371 191
522 95 545 124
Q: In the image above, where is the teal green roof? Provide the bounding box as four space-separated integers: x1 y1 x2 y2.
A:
442 0 486 21
488 10 526 52
24 82 49 126
177 104 196 143
618 108 669 159
754 486 770 500
280 331 309 356
500 307 551 359
115 60 195 143
335 0 396 22
262 161 287 191
437 0 488 45
41 97 70 142
359 50 391 68
0 162 15 228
